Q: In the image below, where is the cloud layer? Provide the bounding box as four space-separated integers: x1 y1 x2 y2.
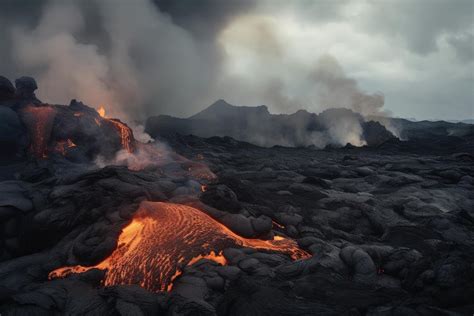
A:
0 0 472 121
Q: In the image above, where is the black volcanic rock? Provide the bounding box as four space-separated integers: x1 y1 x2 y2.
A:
363 120 397 146
14 76 38 100
200 184 241 213
0 107 27 159
0 77 137 161
147 101 474 154
190 99 270 121
1 77 474 315
0 76 15 101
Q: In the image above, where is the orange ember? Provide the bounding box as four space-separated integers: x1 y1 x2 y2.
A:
49 202 309 292
98 106 106 118
20 105 57 158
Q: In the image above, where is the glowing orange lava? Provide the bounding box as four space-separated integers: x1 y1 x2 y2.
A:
98 106 106 118
109 119 134 153
95 105 134 152
49 202 309 292
20 105 57 158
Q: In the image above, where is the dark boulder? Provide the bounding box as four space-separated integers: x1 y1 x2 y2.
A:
200 184 241 213
0 107 28 158
362 121 397 146
15 76 38 100
0 76 15 100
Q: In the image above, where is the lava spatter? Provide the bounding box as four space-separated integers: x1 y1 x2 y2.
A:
49 201 310 292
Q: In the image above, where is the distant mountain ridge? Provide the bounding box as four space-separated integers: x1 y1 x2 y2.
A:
146 100 396 148
145 100 474 152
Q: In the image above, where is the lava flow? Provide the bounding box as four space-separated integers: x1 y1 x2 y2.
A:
20 105 57 158
49 201 310 292
109 119 134 153
95 105 135 153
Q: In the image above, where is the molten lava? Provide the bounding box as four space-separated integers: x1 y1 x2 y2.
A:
20 105 57 158
95 105 134 152
49 202 309 292
109 119 134 153
98 106 106 118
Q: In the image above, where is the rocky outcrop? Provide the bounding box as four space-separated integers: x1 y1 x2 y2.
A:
0 76 15 101
14 76 38 100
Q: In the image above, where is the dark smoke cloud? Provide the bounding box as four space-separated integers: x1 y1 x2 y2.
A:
0 0 254 123
153 0 255 39
0 0 471 124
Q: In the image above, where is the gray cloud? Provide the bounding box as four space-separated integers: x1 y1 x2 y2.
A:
359 0 474 55
448 32 474 62
153 0 256 38
0 0 472 122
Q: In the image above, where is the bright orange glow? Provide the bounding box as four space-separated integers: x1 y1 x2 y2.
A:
109 119 134 153
20 105 57 158
187 250 227 266
49 202 309 292
98 106 106 118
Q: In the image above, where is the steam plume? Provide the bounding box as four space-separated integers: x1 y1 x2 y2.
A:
3 0 398 146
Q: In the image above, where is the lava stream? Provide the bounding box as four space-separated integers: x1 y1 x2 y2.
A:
49 202 310 292
109 119 134 153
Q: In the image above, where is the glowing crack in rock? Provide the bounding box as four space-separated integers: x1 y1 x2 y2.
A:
20 105 57 158
49 201 310 292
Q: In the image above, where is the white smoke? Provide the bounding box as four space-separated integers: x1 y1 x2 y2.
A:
7 0 398 147
10 0 215 122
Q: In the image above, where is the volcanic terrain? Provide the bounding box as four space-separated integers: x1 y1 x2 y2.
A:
0 76 473 315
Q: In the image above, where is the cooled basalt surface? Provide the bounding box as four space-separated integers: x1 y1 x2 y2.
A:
0 80 473 315
1 131 473 315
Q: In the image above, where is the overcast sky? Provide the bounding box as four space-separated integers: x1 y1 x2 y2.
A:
0 0 472 121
